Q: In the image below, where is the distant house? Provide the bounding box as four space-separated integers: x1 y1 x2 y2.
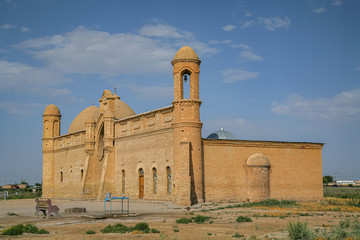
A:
1 184 27 190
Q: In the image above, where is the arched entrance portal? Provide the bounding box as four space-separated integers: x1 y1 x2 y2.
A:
139 168 144 199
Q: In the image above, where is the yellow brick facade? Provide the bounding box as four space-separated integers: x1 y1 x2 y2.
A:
42 46 323 205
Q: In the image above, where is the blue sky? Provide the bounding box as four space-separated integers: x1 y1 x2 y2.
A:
0 0 359 185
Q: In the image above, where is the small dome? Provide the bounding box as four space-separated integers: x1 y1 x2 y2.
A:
247 153 270 167
207 128 238 140
68 106 100 133
173 46 199 61
114 98 135 119
44 104 60 115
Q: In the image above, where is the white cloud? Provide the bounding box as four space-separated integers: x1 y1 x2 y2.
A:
354 66 360 71
332 0 344 6
258 16 291 31
0 23 16 30
209 40 232 44
0 60 72 95
0 48 10 53
20 26 31 32
232 43 252 50
0 102 45 115
241 20 256 29
138 24 194 39
240 16 291 31
239 51 263 61
16 25 216 77
313 8 326 14
222 24 236 32
272 89 360 120
221 68 259 83
208 40 252 51
244 12 252 17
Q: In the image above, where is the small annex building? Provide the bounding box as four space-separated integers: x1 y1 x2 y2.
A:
42 46 324 206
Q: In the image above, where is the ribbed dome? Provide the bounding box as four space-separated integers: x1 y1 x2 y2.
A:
114 98 135 119
44 104 60 115
68 106 100 133
173 46 199 61
207 128 238 140
247 153 270 167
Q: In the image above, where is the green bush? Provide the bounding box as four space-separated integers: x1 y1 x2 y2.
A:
236 216 253 223
176 217 192 224
86 230 96 234
101 223 129 233
101 222 153 234
37 229 49 234
233 232 244 238
175 215 212 224
151 228 160 233
287 221 313 240
2 224 49 235
192 215 211 224
133 222 150 233
173 228 179 232
23 224 39 233
2 224 24 235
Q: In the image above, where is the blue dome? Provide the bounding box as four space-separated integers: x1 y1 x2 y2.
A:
207 128 238 140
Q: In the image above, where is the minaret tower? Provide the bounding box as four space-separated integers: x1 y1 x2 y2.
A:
172 46 204 205
42 104 61 198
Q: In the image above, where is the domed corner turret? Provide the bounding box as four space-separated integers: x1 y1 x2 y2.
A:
246 153 270 167
43 104 61 139
43 104 61 116
172 46 200 65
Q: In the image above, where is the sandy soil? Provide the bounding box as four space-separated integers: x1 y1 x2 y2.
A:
0 199 359 239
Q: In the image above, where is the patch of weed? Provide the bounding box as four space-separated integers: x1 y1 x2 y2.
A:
86 230 96 234
236 216 253 223
232 232 244 238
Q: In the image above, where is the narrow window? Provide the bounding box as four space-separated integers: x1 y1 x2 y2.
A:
80 169 84 181
60 171 63 183
121 170 125 193
152 168 157 194
182 72 190 99
166 166 171 194
139 168 144 199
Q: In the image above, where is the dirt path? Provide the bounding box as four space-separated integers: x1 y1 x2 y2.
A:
0 199 359 239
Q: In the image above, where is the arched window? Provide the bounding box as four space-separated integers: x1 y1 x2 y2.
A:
166 166 171 194
139 168 144 199
182 70 191 99
121 170 125 193
80 169 84 181
60 171 63 183
152 168 157 194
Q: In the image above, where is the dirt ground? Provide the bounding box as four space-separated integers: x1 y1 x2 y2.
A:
0 198 359 239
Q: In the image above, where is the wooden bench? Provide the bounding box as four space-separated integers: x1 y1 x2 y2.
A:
35 198 49 216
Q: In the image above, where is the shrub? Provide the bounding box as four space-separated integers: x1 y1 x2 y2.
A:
133 222 150 233
2 224 49 235
86 230 96 234
236 216 253 223
37 229 49 234
101 223 129 233
2 224 24 235
233 232 244 238
192 215 211 224
151 228 160 233
173 228 179 232
176 217 191 224
23 224 39 233
101 222 153 234
287 221 313 240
